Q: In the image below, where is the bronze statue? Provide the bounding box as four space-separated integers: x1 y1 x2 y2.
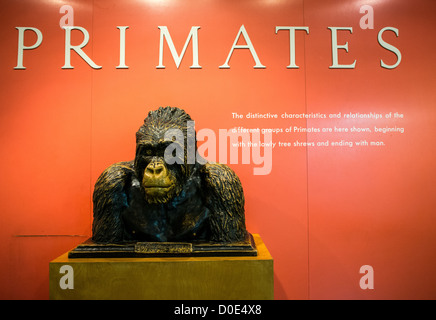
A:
88 107 252 254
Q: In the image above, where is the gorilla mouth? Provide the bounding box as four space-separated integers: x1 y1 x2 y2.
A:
143 184 175 196
144 185 172 189
143 184 178 204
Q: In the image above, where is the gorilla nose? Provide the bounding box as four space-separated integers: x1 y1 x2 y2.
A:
145 161 165 177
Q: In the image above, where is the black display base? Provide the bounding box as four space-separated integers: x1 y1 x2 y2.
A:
68 233 257 258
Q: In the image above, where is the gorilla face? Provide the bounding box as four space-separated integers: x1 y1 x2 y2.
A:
134 142 183 204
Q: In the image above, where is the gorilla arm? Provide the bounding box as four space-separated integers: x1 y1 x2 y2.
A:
92 161 135 243
201 163 247 242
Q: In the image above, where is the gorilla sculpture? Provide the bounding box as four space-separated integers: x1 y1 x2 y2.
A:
92 107 248 244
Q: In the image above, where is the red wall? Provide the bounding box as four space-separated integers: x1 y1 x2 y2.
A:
1 0 435 299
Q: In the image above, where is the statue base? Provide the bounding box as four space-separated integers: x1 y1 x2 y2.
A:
49 234 273 300
68 232 257 258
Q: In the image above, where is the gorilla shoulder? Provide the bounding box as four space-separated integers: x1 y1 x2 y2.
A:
201 163 247 242
92 161 135 243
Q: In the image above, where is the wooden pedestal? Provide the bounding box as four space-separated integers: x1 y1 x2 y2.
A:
49 234 273 300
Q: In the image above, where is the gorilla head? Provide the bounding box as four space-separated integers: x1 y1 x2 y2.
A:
134 107 195 204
